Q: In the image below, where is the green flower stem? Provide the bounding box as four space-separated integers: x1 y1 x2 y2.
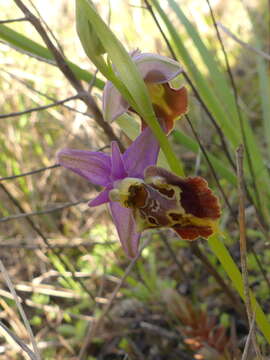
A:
144 115 184 176
208 234 270 343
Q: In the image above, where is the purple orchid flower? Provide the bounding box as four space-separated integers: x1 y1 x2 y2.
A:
57 127 159 258
103 50 188 134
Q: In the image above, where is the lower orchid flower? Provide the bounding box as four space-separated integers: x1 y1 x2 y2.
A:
57 127 159 258
57 128 221 258
117 166 221 241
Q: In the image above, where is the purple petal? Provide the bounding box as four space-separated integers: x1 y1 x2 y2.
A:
89 188 110 207
57 149 111 186
110 201 141 258
132 52 183 84
102 81 129 122
111 142 127 180
123 127 159 178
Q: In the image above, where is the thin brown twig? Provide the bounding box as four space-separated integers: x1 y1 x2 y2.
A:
0 145 108 182
0 199 89 222
0 321 37 360
0 40 56 65
218 22 270 61
0 95 80 119
159 232 188 283
13 0 123 151
0 240 116 250
78 237 151 360
0 164 60 181
0 260 41 360
28 0 65 57
184 72 237 170
139 321 179 340
241 312 256 360
0 17 27 24
205 0 263 215
125 336 144 360
236 145 262 359
190 242 245 317
185 114 235 215
1 68 96 118
143 0 236 171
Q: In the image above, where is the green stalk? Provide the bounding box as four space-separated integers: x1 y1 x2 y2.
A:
208 235 270 343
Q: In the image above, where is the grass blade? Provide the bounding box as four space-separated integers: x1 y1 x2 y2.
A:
0 24 104 89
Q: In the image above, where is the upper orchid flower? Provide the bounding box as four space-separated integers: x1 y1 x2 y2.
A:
103 51 188 134
57 127 160 258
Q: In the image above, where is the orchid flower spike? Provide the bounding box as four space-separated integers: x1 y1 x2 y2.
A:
57 129 221 258
103 50 188 134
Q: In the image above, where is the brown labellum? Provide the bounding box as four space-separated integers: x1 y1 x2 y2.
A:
125 166 221 241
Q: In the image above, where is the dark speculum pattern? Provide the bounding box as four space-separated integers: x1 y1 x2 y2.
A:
123 166 221 240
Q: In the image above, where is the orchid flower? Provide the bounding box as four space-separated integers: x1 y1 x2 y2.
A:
57 127 159 258
57 128 221 258
123 166 221 241
103 50 188 133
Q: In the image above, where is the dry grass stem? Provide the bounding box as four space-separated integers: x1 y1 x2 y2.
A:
236 145 262 359
0 260 41 359
0 164 60 181
0 321 37 360
0 198 89 222
241 312 257 360
0 240 116 250
218 22 270 61
78 237 151 360
206 0 263 216
0 94 80 119
0 17 27 24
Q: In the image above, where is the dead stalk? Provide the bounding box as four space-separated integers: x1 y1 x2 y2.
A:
236 145 262 359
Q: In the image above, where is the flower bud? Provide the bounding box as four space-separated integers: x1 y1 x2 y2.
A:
75 0 106 59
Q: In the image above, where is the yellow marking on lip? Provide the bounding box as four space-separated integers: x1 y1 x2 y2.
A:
147 83 173 115
170 212 219 233
109 178 145 207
